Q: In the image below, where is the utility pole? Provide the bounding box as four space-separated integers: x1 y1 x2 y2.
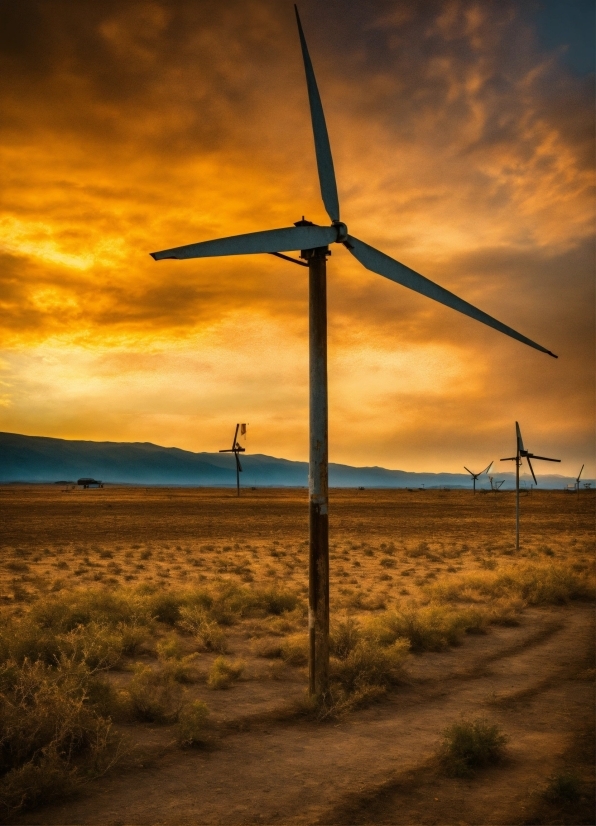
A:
515 450 520 550
305 241 330 701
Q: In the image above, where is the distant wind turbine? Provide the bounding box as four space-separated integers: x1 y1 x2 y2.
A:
464 461 493 494
219 424 246 497
489 476 505 492
501 422 560 550
575 464 584 493
150 7 557 701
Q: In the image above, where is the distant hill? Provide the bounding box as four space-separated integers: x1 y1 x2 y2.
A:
0 432 588 490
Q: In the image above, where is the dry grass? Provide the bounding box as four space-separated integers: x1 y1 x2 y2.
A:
0 486 593 813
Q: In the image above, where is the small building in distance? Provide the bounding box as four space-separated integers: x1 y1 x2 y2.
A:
77 478 103 488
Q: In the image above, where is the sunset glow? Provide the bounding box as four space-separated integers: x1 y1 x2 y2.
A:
1 0 593 474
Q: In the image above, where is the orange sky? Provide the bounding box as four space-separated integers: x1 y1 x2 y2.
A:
0 0 594 475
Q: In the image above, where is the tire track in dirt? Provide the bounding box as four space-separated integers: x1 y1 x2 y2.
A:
16 605 594 826
319 647 595 824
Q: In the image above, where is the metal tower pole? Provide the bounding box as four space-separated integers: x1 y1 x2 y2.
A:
236 454 240 497
515 454 520 550
308 245 330 700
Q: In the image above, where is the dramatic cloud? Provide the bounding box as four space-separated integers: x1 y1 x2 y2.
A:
0 0 593 474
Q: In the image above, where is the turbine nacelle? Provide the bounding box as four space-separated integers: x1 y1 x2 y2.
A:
293 217 348 247
332 221 348 244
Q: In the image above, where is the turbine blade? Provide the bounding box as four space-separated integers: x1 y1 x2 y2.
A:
516 422 525 453
346 236 558 358
483 461 493 475
295 6 340 222
526 456 538 485
232 423 240 450
236 454 243 473
463 466 475 476
529 455 561 462
577 464 584 482
501 457 517 461
151 225 336 260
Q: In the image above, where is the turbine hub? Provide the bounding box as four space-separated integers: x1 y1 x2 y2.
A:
333 221 348 243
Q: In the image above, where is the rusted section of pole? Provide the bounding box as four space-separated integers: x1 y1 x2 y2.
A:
307 245 330 700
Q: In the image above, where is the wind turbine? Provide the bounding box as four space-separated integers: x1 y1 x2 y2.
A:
464 461 493 494
501 422 560 549
149 7 557 701
219 423 246 497
489 476 505 492
575 464 585 493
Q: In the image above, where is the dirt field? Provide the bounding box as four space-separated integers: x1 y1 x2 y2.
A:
0 486 594 825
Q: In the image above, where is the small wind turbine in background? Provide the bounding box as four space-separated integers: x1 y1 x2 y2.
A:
219 424 247 497
489 475 505 492
501 422 560 550
575 464 585 493
150 7 557 701
464 461 493 494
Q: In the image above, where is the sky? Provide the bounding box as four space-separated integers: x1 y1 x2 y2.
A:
0 0 594 475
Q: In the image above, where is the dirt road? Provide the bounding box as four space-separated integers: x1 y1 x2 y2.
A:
17 604 594 826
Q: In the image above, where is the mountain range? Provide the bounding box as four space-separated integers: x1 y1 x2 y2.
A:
0 432 589 490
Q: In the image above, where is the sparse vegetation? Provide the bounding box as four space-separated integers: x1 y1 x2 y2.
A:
0 655 123 816
0 486 593 819
126 665 184 722
176 700 210 747
427 562 595 606
438 718 508 776
207 657 244 689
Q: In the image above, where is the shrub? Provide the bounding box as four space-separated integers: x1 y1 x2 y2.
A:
126 666 183 722
207 657 244 690
156 633 185 660
0 657 121 816
253 587 298 616
30 589 149 632
0 612 147 673
206 583 298 623
161 655 201 684
330 617 360 660
281 634 309 666
367 606 486 653
176 606 228 653
176 701 210 747
252 639 284 658
439 718 508 777
543 770 582 804
144 591 185 625
427 563 594 607
331 639 408 695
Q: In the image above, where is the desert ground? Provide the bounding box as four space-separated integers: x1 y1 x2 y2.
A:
0 485 594 825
